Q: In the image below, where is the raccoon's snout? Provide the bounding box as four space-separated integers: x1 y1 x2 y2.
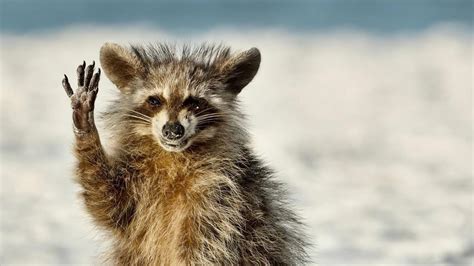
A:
162 122 185 140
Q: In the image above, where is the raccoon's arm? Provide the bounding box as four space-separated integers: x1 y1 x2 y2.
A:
63 62 135 231
73 132 135 231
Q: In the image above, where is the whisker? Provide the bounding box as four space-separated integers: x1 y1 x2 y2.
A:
122 114 152 124
197 118 226 124
197 118 225 123
127 120 151 126
197 115 227 120
194 108 232 116
197 113 228 118
194 108 214 116
122 113 150 120
129 110 151 119
120 108 152 119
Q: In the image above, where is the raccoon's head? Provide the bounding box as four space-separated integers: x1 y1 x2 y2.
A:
100 43 260 152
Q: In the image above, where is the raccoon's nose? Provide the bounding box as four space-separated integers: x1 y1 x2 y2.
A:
162 122 185 140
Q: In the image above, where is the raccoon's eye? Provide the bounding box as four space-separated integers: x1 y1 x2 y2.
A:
184 97 206 112
190 101 201 111
147 96 161 107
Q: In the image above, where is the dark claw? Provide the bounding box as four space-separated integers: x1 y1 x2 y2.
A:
89 68 101 90
77 61 86 87
62 74 74 97
84 61 95 88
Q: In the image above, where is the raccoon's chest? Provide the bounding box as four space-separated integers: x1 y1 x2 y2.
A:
131 169 240 265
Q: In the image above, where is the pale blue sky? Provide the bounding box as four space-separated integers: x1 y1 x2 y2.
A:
1 0 472 34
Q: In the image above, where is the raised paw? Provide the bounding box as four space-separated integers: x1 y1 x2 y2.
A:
62 61 101 133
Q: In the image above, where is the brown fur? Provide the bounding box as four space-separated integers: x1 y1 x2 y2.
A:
64 43 309 265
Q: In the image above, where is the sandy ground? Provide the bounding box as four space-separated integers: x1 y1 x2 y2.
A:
0 25 472 265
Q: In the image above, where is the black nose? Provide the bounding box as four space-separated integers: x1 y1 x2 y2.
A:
162 122 185 140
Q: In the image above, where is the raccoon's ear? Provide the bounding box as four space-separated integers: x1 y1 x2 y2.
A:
100 43 143 93
221 48 261 95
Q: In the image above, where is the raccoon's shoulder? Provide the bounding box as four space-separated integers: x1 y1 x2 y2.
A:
229 147 273 185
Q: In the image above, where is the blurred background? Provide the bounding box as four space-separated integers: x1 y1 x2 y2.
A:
0 0 472 265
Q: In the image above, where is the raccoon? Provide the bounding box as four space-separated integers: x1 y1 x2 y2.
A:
61 43 309 265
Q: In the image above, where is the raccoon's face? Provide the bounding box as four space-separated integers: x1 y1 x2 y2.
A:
129 74 227 152
100 43 260 152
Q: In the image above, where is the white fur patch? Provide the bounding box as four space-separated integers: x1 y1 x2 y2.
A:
153 85 164 95
132 89 150 104
152 110 169 139
179 110 197 138
182 89 190 100
133 125 153 136
162 84 172 100
209 95 223 105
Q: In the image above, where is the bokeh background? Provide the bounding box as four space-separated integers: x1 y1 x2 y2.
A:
0 0 472 265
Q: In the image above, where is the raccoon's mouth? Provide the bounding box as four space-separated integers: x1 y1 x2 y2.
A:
159 137 190 152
